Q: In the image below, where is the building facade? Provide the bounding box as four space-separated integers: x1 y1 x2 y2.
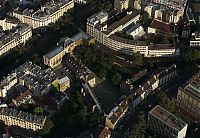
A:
148 105 188 138
0 73 18 98
0 108 46 131
0 24 32 57
86 11 179 57
176 71 200 122
114 0 130 12
12 0 74 29
105 98 129 129
190 31 200 47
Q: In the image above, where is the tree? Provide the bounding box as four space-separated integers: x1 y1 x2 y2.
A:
182 48 200 62
98 68 107 79
141 11 150 25
155 91 175 113
40 119 54 135
112 73 122 85
33 106 44 115
128 112 147 138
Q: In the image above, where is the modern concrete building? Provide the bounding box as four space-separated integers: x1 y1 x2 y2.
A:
86 11 179 57
0 108 46 131
190 31 200 47
12 0 74 29
126 23 145 39
148 105 188 138
176 71 200 122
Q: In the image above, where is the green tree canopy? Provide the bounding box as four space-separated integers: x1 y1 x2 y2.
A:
112 72 122 85
155 91 175 113
33 106 44 115
40 119 54 135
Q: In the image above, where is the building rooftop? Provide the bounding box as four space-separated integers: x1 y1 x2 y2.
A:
148 44 175 50
126 23 142 35
155 64 176 79
71 31 92 42
0 108 46 125
0 23 31 49
14 61 56 94
0 73 17 90
58 76 70 84
149 105 187 131
104 11 140 35
107 98 129 125
45 46 64 59
98 127 111 138
13 89 32 103
14 0 73 20
181 71 200 99
149 19 173 33
109 34 147 46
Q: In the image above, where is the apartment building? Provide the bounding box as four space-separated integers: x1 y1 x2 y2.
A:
0 108 46 131
12 89 32 106
148 105 188 138
0 23 32 57
155 64 177 86
105 98 129 129
86 11 179 57
127 64 177 108
144 0 185 24
114 0 130 12
15 61 56 96
0 18 19 31
133 0 141 10
190 31 200 47
0 73 18 98
12 0 74 29
176 71 200 122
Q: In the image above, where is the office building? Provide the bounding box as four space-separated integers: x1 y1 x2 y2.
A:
148 105 188 138
86 11 179 57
